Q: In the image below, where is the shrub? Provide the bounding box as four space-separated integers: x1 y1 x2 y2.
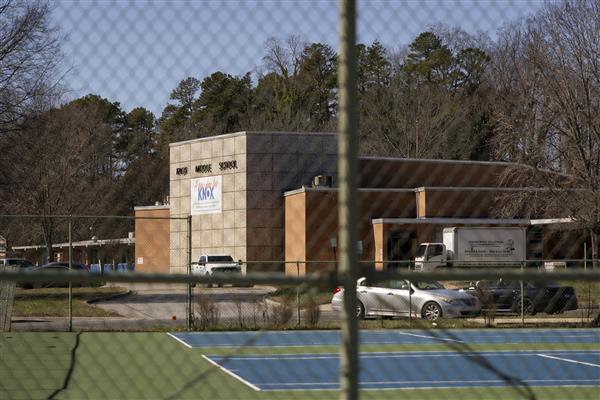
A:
269 296 294 327
195 293 219 330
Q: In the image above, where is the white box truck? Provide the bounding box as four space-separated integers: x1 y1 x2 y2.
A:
415 227 526 272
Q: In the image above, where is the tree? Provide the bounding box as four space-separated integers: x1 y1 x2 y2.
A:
192 71 254 135
404 32 454 85
157 103 192 155
119 107 156 163
169 77 200 116
2 104 115 261
491 0 600 266
66 94 127 176
157 77 202 152
0 1 62 134
296 43 337 127
262 35 303 83
255 37 339 131
454 47 490 94
357 41 391 93
359 33 493 161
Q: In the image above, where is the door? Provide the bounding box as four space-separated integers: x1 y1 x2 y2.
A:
387 231 416 269
370 280 411 316
491 279 517 311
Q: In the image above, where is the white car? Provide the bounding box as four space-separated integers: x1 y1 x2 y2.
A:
331 277 480 321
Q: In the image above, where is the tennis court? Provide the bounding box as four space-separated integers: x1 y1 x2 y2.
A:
171 329 600 392
2 329 598 399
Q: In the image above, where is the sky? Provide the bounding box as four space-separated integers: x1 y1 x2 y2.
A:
52 0 545 117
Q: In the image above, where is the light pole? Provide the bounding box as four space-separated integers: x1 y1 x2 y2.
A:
330 238 337 273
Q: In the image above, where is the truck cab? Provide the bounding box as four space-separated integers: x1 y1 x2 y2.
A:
414 243 448 271
192 254 240 276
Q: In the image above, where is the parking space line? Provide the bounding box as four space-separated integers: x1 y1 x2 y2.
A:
537 353 600 368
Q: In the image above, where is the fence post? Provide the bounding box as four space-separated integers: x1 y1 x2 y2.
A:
408 261 413 327
68 216 73 333
338 0 359 399
296 261 301 326
187 215 193 331
584 243 587 271
520 261 524 328
409 281 413 329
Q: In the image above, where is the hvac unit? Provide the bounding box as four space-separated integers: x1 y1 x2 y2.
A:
312 175 333 188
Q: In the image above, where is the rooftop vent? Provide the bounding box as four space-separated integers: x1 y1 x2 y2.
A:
312 175 333 188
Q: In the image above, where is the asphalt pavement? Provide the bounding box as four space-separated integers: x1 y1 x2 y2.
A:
9 283 277 331
8 283 595 331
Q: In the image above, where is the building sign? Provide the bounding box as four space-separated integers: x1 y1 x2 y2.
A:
219 160 238 171
191 176 222 215
193 159 237 174
195 164 212 173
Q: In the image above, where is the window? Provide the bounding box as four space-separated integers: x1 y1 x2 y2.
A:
427 244 445 257
207 256 234 262
414 281 445 290
389 280 410 290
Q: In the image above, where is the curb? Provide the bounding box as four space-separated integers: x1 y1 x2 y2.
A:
87 290 133 304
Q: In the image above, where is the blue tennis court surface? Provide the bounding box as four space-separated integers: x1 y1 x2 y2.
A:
202 350 600 391
170 328 600 348
169 329 600 391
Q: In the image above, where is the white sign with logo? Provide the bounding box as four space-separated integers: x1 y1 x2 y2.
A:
191 176 222 215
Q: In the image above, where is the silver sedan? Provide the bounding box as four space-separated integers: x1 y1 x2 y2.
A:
331 278 480 321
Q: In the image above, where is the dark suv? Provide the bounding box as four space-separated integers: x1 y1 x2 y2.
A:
0 258 35 269
466 279 578 315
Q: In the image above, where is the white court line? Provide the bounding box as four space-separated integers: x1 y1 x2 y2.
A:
221 353 478 361
537 353 600 368
456 334 600 339
395 332 465 343
212 350 600 361
167 329 599 348
166 333 192 349
201 354 261 391
262 378 599 387
258 379 600 391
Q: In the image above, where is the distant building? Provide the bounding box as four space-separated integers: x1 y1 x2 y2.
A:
11 236 134 267
132 131 587 275
134 205 170 273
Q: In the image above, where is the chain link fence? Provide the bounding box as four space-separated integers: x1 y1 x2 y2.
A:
1 0 600 399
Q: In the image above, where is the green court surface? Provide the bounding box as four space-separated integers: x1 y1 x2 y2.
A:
1 330 598 399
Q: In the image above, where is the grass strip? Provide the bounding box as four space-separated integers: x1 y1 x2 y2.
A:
12 287 128 317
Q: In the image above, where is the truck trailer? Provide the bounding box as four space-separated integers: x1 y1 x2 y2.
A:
414 227 526 272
